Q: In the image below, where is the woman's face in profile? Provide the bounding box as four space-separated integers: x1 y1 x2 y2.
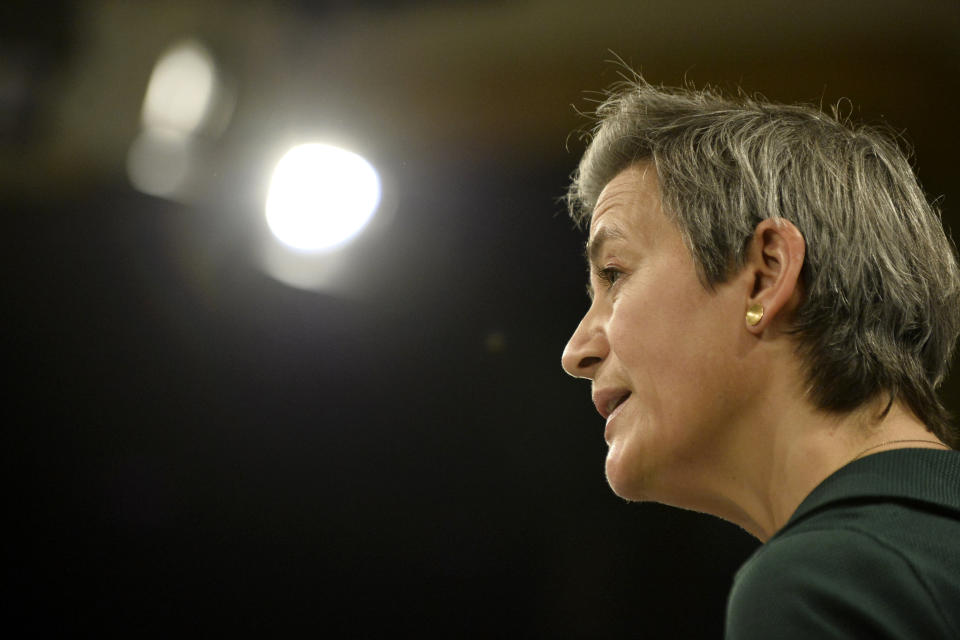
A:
562 165 754 506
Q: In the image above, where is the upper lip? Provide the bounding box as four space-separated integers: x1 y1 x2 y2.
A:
592 387 632 420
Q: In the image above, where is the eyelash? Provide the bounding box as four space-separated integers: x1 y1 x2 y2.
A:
595 266 623 287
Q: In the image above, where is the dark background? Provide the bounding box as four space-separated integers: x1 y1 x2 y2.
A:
5 0 959 635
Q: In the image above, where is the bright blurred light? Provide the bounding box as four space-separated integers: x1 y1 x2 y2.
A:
141 40 217 135
126 128 193 198
265 143 381 252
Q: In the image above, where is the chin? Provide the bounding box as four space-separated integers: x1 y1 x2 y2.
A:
604 445 652 502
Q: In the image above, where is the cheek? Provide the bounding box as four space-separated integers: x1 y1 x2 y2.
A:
608 284 731 414
607 289 684 375
606 302 676 426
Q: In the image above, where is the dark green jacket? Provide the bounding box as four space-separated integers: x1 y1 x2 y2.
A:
726 449 960 639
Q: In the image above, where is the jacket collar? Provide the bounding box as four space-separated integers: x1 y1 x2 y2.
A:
783 448 960 532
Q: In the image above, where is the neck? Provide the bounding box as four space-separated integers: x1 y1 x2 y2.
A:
716 397 947 541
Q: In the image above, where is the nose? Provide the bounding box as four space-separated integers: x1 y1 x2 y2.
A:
561 308 607 380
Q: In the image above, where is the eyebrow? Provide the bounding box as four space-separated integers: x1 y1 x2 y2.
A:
585 226 627 266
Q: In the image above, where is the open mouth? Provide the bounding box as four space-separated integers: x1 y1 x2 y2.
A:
608 391 631 416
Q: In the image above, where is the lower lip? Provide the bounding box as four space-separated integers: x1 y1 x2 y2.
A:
604 396 629 441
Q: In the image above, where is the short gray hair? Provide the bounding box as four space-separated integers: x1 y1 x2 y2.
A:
567 76 960 447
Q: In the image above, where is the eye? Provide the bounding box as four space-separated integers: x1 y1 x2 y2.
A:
596 265 624 287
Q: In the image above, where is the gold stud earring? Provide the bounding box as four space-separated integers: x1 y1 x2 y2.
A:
746 303 764 326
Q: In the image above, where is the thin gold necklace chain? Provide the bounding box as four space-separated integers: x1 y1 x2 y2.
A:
850 439 950 463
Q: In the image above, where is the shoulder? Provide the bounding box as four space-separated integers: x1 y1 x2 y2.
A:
725 526 950 639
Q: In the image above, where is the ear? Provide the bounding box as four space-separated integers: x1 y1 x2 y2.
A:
743 218 805 334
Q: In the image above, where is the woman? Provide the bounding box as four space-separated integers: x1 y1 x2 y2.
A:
561 76 960 638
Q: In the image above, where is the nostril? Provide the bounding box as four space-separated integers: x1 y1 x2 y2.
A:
578 356 602 370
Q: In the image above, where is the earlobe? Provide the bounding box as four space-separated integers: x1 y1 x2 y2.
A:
743 219 806 332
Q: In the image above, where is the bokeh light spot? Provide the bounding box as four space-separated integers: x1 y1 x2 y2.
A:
126 128 192 198
141 40 217 135
265 143 381 252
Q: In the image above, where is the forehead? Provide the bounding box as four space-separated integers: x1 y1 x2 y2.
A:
588 163 665 246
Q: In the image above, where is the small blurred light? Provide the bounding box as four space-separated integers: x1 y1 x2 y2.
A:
141 40 217 135
126 128 193 198
265 143 381 252
485 331 507 354
129 38 233 200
